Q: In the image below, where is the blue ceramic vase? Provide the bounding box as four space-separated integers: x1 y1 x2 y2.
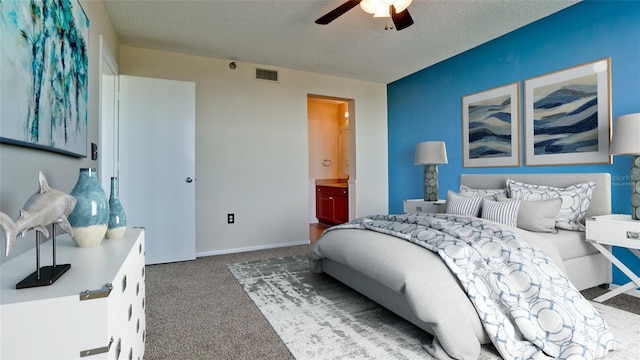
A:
68 168 109 247
107 177 127 239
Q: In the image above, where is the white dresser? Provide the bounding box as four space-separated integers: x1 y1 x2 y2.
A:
0 228 146 359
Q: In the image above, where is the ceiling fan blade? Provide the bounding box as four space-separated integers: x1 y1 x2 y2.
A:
315 0 361 25
391 5 414 31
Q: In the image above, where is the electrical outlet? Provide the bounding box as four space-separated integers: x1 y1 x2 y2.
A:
227 213 235 224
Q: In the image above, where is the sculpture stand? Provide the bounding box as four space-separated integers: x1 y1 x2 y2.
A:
16 225 71 289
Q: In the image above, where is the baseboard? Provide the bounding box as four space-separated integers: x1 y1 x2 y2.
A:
608 284 640 299
196 240 310 258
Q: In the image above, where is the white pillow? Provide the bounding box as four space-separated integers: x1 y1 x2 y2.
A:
481 198 521 227
506 179 596 231
459 185 508 200
445 191 483 217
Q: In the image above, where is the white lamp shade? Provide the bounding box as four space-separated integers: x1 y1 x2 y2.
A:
610 113 640 155
414 141 448 165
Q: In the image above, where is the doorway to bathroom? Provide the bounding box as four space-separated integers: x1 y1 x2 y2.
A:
307 94 354 234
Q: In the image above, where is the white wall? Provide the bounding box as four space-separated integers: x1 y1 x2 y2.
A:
118 46 388 255
0 1 120 264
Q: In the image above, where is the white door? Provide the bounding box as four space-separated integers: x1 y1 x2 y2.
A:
98 36 119 193
118 75 196 264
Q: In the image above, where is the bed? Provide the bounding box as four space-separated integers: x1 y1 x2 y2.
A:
308 173 614 360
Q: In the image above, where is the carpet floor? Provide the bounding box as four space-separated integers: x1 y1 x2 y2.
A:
144 245 640 359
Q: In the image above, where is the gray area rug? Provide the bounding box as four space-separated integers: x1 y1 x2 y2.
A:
228 255 640 360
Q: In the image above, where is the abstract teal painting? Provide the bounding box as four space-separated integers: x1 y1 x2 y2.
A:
0 0 89 157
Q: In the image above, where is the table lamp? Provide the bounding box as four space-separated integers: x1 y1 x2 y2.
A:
609 113 640 220
414 141 448 201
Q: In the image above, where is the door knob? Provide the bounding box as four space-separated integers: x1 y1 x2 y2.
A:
186 177 194 183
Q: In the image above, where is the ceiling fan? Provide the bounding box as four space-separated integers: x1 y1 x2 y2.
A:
315 0 414 31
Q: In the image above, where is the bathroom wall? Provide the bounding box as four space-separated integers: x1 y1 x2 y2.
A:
308 98 345 180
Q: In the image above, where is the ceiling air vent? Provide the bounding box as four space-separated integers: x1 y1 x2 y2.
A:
255 68 279 83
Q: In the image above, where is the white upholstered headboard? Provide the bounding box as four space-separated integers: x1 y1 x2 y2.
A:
460 173 611 218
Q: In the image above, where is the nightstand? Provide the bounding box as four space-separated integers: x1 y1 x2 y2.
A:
403 199 446 213
585 214 640 302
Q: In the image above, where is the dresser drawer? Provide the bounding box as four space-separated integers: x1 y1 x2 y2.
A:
106 235 145 360
316 185 348 196
108 300 145 360
403 199 446 213
108 236 145 331
586 215 640 248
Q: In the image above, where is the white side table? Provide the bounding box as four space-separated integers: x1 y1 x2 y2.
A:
403 199 446 213
585 214 640 302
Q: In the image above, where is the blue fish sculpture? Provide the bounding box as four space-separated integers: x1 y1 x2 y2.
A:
0 172 76 256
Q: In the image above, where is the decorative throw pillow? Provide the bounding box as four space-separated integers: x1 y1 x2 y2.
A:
445 191 484 217
497 196 562 233
481 198 521 227
459 185 508 200
506 179 596 231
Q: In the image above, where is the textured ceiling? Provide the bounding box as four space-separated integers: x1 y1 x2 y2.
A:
103 0 579 84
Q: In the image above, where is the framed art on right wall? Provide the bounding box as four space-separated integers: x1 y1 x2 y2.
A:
524 58 612 166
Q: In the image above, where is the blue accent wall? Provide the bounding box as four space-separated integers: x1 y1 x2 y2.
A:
387 1 640 286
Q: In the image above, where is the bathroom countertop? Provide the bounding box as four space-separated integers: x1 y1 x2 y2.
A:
315 179 348 188
321 183 348 188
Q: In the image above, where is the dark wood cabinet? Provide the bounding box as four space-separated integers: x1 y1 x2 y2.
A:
316 185 348 225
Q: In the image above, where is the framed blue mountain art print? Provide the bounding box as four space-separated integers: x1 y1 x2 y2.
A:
462 82 521 168
524 58 612 166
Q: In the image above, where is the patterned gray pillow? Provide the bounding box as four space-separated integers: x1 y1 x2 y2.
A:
506 179 596 231
459 185 508 200
497 196 562 233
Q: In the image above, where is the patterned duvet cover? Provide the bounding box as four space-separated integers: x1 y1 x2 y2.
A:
309 213 615 360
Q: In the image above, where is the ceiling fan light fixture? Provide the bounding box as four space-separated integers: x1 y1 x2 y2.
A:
316 0 414 29
392 0 412 13
373 4 391 18
360 0 376 14
361 0 412 18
